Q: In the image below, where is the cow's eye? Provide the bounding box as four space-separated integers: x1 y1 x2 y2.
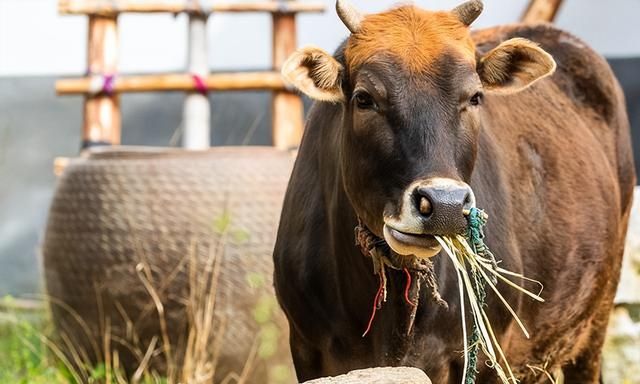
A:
354 91 376 110
470 92 483 106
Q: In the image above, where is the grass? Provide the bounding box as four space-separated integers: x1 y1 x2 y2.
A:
0 296 170 384
0 211 292 384
0 305 69 383
0 265 289 384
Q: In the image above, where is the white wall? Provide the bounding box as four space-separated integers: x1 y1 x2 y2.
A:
1 0 639 77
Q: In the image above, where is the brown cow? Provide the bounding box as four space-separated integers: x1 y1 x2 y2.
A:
273 1 636 382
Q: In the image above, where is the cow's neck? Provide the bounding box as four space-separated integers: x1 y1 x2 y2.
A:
318 142 437 354
322 162 378 314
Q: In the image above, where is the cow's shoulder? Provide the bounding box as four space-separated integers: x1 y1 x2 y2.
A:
473 24 623 123
473 24 635 212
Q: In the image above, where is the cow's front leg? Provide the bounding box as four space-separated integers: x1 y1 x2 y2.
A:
289 330 325 382
561 326 607 383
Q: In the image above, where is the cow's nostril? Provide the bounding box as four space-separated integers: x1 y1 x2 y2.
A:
418 196 432 216
463 192 472 208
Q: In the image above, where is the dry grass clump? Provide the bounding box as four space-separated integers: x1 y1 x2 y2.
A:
435 235 544 384
34 220 291 384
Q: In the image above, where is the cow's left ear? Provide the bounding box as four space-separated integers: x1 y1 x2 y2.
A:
281 46 345 103
477 38 556 94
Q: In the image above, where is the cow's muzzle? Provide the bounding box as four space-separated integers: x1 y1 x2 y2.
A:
383 178 475 258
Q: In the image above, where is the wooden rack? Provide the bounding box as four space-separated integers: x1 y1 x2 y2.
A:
57 72 287 93
57 0 324 150
59 0 324 15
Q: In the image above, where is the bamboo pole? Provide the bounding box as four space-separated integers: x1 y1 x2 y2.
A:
183 14 210 149
521 0 564 23
84 16 120 147
57 72 287 94
59 0 324 15
272 10 304 149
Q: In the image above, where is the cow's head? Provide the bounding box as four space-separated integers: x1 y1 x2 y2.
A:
283 0 555 258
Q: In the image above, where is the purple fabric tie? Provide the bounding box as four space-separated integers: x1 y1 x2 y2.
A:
102 74 116 95
85 71 117 96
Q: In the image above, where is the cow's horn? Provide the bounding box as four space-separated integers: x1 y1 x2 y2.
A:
452 0 483 26
336 0 363 33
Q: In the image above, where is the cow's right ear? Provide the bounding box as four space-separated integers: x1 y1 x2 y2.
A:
282 46 345 103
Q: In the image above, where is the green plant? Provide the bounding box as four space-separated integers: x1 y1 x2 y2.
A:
0 296 70 383
0 211 293 384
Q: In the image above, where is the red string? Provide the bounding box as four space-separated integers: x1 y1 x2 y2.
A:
403 268 417 307
363 268 417 337
191 74 208 95
362 272 384 337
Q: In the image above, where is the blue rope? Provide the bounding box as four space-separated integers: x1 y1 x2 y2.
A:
464 207 493 384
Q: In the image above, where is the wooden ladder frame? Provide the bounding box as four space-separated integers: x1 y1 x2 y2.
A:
56 0 325 150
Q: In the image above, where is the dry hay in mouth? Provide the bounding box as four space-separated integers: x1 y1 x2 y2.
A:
435 208 544 384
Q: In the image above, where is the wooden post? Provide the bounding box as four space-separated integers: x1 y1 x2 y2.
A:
183 14 210 149
521 0 564 23
59 1 325 15
272 9 304 150
84 16 120 147
57 72 287 94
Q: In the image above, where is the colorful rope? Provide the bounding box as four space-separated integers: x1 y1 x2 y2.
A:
464 207 493 384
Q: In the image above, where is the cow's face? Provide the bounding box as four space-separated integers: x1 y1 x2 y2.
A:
283 0 555 258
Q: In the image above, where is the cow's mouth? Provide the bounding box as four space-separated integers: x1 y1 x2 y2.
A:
383 225 442 259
